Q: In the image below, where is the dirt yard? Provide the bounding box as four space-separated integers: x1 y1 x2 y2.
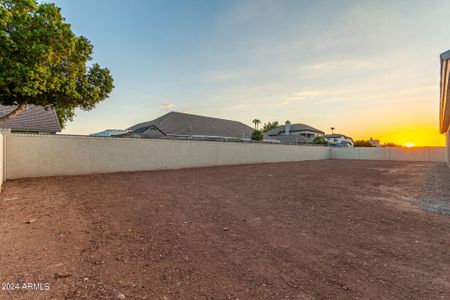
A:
0 160 449 299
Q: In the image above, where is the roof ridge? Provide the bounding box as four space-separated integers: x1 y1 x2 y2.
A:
168 111 245 124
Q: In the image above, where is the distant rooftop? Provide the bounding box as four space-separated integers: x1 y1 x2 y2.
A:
324 133 352 140
128 111 254 139
267 123 324 136
0 105 61 133
91 129 129 137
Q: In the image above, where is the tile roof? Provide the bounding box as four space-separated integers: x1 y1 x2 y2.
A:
0 105 61 133
128 111 254 139
267 123 324 136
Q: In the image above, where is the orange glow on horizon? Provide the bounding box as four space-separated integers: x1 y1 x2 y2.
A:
351 123 445 147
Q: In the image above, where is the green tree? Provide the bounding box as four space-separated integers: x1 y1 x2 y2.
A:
382 142 401 147
0 0 114 127
54 105 75 129
313 136 328 145
252 119 261 130
251 129 263 141
262 121 279 132
353 140 374 147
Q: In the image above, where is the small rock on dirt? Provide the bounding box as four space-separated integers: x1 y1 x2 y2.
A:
54 273 72 279
3 197 18 202
117 293 126 299
248 217 262 226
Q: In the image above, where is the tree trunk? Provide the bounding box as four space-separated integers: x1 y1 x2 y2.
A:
0 102 28 123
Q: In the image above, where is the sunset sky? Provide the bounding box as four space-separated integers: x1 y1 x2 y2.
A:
53 0 450 146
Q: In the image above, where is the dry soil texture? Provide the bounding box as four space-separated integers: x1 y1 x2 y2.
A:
0 160 449 299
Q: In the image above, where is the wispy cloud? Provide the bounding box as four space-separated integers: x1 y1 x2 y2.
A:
302 59 374 73
281 90 321 105
227 103 251 110
160 103 176 109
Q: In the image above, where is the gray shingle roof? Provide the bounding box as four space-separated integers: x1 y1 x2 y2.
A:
324 133 351 139
268 134 309 144
128 111 254 139
0 105 61 133
91 129 129 137
441 49 450 60
267 123 324 136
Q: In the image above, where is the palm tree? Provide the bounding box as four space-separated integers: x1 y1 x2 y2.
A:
252 119 261 130
330 127 335 134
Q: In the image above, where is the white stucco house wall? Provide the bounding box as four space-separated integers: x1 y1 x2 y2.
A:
440 49 450 166
324 134 354 147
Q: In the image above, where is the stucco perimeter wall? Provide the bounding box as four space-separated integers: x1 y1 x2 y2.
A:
5 134 329 179
330 146 446 162
446 130 450 166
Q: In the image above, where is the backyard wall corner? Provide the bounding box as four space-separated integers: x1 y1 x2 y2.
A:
330 146 445 162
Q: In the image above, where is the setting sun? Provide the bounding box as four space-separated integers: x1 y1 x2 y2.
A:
405 143 415 148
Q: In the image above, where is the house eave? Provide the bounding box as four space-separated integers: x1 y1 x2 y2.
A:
440 50 450 134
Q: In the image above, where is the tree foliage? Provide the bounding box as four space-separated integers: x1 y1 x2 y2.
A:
251 129 263 141
381 142 401 147
0 0 114 127
313 136 328 145
252 119 261 130
353 140 374 147
262 121 279 132
54 105 75 128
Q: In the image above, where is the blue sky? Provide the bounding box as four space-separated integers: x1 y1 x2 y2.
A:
53 0 450 145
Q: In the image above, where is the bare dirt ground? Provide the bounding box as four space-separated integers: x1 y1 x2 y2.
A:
0 160 449 300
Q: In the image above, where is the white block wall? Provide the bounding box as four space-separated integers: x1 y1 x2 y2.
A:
4 134 329 179
330 146 445 162
0 132 446 181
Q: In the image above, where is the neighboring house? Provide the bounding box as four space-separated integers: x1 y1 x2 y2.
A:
368 138 380 147
0 104 61 134
123 111 275 142
91 129 129 137
324 134 354 147
266 121 324 144
440 49 450 166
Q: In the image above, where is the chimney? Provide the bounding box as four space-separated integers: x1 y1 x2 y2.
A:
284 120 291 135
